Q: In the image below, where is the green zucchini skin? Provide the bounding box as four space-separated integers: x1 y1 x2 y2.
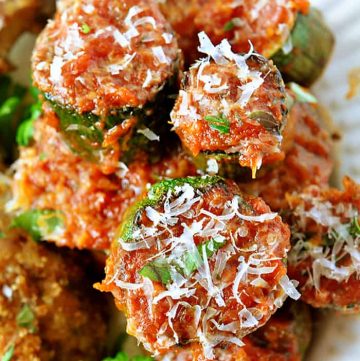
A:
48 96 138 162
272 8 335 87
191 152 274 182
118 176 224 244
45 72 180 166
290 302 312 359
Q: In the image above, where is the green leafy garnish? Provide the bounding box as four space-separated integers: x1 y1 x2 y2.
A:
224 20 235 31
17 304 36 332
103 352 128 361
2 345 14 361
289 83 318 104
39 153 47 161
81 23 91 34
349 216 360 238
139 236 226 284
0 97 21 118
139 258 172 285
102 352 152 361
204 114 230 134
0 76 30 162
11 209 64 242
16 101 42 146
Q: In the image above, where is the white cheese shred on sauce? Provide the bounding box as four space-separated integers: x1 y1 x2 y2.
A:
137 127 160 141
290 193 360 292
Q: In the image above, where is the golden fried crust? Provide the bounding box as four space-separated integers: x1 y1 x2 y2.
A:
0 232 107 360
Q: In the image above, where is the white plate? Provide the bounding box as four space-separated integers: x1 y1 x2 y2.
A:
308 0 360 359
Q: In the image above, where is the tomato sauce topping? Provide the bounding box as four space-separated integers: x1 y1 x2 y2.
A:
32 0 181 116
99 178 295 358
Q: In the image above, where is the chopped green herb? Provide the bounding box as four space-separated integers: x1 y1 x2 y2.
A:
289 83 318 104
102 352 153 361
39 152 47 161
11 209 64 242
81 23 91 34
2 345 14 361
349 216 360 238
0 97 21 118
322 227 340 247
204 114 230 134
16 101 42 147
224 20 235 31
139 258 172 285
0 76 28 162
139 236 226 284
17 304 36 332
102 352 128 361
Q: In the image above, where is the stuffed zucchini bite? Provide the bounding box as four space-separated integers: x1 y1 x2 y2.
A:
159 0 333 86
287 177 360 312
32 0 181 173
98 176 300 359
171 33 288 179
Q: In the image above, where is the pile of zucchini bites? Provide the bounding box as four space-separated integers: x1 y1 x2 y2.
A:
1 1 359 361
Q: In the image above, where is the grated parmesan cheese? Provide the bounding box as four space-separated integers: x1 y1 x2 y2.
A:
137 127 160 141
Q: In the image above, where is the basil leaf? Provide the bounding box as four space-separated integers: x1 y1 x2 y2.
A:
16 102 42 146
0 97 21 118
102 352 129 361
349 217 360 238
289 83 318 104
2 345 14 361
16 304 36 332
224 20 235 31
139 258 172 284
81 23 91 34
11 210 64 242
102 353 153 361
139 236 226 284
204 114 230 134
